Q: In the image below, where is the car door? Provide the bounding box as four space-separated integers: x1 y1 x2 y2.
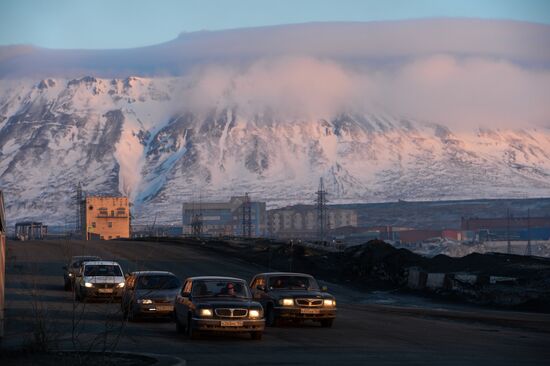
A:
175 279 192 325
250 276 267 305
122 275 136 309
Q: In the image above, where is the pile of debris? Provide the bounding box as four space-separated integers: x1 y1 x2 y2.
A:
168 237 550 310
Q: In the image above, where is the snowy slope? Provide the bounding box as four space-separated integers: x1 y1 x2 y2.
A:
1 76 550 224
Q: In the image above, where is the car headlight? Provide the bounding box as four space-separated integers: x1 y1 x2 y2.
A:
68 273 73 277
117 282 125 288
199 308 213 317
84 282 93 288
249 309 261 318
279 298 294 306
323 299 336 307
137 299 153 304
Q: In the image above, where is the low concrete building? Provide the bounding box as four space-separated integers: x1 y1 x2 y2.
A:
267 205 358 238
82 196 130 240
15 222 48 240
182 196 266 237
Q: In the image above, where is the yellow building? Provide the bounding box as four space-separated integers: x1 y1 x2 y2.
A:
82 196 130 240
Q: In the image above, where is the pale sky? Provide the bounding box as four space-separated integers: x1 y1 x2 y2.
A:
0 0 549 49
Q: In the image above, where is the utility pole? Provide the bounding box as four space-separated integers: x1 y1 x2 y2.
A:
316 177 328 242
506 208 511 255
241 193 252 238
526 209 532 256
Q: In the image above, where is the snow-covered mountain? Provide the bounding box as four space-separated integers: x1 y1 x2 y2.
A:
1 75 549 224
1 20 549 224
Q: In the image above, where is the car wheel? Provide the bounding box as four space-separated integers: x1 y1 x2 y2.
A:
175 311 185 334
75 286 82 302
187 314 199 339
250 332 263 340
320 319 334 328
266 305 277 327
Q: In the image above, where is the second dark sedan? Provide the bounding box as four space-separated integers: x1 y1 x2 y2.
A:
174 276 265 339
122 271 181 320
250 272 337 327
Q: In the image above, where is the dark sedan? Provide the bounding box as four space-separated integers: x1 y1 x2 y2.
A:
250 272 337 327
62 255 101 290
122 271 181 320
174 276 265 339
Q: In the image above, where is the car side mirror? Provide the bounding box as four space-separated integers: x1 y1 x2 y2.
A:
321 286 328 292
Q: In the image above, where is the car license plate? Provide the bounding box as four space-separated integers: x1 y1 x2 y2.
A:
300 308 320 314
98 288 113 293
156 305 173 311
220 320 243 327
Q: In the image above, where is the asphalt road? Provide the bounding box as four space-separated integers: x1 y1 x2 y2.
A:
3 239 550 365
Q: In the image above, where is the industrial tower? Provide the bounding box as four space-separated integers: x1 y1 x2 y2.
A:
242 193 252 237
75 182 84 235
316 178 329 241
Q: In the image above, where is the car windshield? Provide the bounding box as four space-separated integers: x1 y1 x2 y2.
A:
136 275 181 290
84 265 122 276
268 276 319 291
191 279 250 298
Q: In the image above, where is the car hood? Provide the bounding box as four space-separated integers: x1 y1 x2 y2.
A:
267 290 334 299
192 297 261 308
84 276 124 284
134 288 179 301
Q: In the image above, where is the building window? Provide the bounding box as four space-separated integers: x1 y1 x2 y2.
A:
108 222 113 228
108 236 112 239
92 222 96 228
111 210 115 217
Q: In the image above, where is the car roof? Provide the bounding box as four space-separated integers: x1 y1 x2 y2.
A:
131 271 177 276
255 272 315 278
187 276 246 282
82 260 121 266
71 255 100 260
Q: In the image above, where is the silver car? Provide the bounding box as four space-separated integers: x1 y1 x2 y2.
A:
121 271 181 321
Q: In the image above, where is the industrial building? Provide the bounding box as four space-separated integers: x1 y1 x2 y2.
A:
267 205 358 238
461 216 550 241
182 195 266 237
15 222 48 240
81 196 130 240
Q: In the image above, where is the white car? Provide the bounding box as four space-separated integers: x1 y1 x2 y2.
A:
75 260 125 301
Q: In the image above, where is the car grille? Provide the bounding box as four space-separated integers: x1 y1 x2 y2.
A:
214 308 248 317
153 299 172 304
296 298 323 307
95 283 116 289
